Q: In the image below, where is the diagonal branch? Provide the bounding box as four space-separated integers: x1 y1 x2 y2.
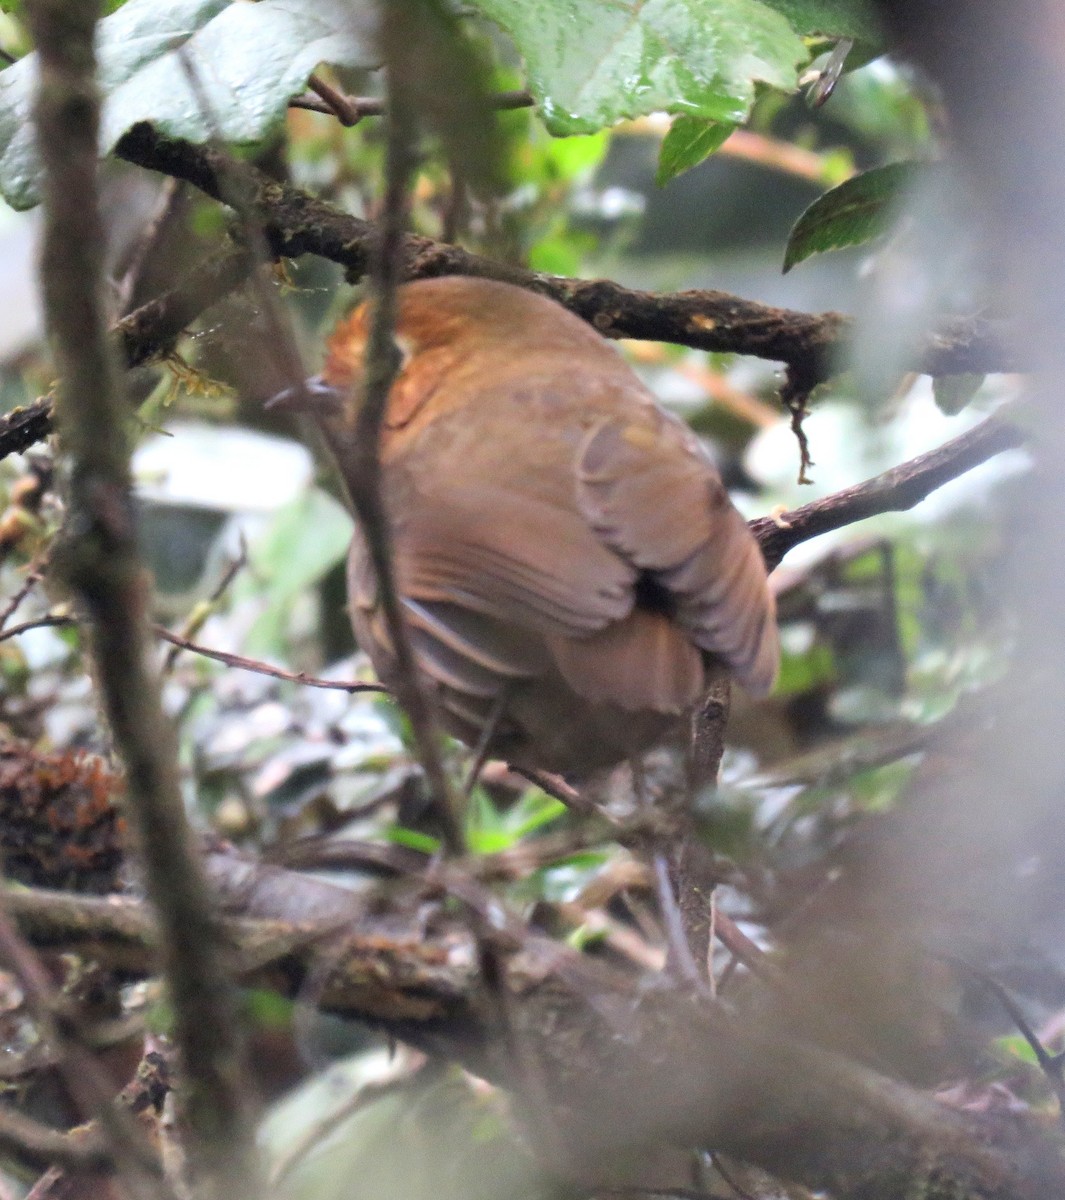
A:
115 243 255 369
113 122 1018 381
0 127 1019 470
750 407 1025 570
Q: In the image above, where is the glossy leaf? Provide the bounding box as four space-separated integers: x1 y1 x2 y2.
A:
0 0 376 209
783 160 919 272
656 115 735 186
470 0 805 136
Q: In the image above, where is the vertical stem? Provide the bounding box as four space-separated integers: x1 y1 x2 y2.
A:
26 1 262 1197
347 5 465 853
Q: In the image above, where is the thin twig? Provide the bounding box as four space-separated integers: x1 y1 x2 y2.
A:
511 766 620 825
346 10 465 853
116 176 184 313
716 128 847 185
0 547 50 631
267 1052 422 1186
651 850 711 994
782 367 816 485
0 612 73 645
290 86 535 123
161 532 248 673
712 911 781 987
155 626 387 693
0 610 388 694
462 687 509 797
750 407 1025 570
305 72 363 126
950 957 1065 1131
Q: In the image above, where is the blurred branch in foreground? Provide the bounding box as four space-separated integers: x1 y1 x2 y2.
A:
24 0 262 1196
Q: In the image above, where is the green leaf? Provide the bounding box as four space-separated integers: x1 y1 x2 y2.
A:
783 160 919 272
508 790 566 839
384 826 440 855
0 0 377 209
760 0 881 42
465 784 565 855
656 115 734 185
992 1034 1041 1068
775 640 836 695
933 373 985 416
470 0 805 136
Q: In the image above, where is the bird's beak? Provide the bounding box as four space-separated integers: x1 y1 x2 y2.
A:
265 375 345 415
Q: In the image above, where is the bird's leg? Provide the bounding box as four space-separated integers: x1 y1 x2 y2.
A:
631 759 712 996
462 686 511 798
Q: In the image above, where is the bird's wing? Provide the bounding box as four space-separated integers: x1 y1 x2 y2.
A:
353 469 709 717
349 521 555 696
389 478 637 636
575 413 778 695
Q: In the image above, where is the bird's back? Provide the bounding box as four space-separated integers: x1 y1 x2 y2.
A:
329 278 777 775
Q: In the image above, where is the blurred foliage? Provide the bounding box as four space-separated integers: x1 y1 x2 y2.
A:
265 1064 561 1200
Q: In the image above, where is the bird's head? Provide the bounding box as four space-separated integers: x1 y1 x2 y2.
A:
269 276 618 441
267 278 523 461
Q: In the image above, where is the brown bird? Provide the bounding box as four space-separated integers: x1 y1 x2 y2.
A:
279 277 777 777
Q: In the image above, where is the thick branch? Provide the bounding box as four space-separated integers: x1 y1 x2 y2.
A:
113 123 1017 380
750 408 1025 570
0 134 1018 468
7 873 1064 1200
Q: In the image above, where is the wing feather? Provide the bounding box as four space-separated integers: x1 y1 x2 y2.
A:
576 414 778 695
393 480 636 635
